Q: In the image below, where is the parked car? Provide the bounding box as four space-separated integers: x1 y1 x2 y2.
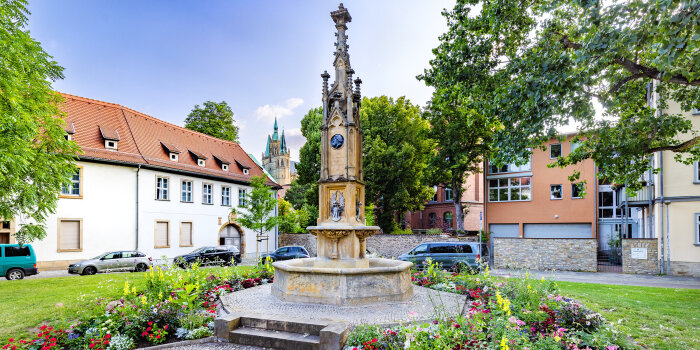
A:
259 246 310 263
175 246 241 268
397 242 486 272
1 244 39 280
68 251 152 275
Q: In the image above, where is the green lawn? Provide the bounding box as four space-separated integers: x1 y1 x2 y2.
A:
558 282 700 350
1 273 697 349
0 273 148 341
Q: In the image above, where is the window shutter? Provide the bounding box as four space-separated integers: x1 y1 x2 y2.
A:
59 220 81 250
180 222 192 246
155 222 169 247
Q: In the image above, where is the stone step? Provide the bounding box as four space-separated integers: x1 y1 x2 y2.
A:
240 315 328 336
230 326 320 350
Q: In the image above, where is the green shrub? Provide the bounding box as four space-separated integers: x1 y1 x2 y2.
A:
390 228 413 235
426 228 442 235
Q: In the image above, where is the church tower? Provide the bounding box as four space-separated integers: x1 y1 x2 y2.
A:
317 3 365 225
261 117 291 185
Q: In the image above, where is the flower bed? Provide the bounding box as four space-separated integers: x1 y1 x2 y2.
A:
1 262 273 350
346 262 634 350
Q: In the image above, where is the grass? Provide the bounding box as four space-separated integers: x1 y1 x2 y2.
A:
558 282 700 350
0 266 255 343
1 271 697 349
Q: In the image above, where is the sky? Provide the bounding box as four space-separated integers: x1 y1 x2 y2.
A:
26 0 456 162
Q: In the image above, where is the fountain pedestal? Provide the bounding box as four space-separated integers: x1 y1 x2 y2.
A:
271 3 413 306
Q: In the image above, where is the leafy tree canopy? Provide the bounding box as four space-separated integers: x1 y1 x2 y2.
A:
361 96 434 233
423 0 700 192
236 176 278 237
184 101 239 142
277 198 309 234
0 0 80 243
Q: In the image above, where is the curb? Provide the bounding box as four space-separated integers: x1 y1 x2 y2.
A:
140 336 217 349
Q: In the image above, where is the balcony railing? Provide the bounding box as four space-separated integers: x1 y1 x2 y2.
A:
618 185 654 206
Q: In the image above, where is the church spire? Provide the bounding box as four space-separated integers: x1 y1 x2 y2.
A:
272 117 279 141
280 129 287 154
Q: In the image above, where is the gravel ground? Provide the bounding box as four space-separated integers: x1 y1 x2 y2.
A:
222 283 465 326
165 342 270 350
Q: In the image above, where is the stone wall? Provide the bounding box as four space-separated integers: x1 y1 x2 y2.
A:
493 238 597 272
622 238 659 275
279 233 477 259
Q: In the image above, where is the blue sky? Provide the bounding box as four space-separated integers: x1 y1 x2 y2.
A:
27 0 455 161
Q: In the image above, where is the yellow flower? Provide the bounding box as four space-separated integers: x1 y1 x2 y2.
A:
484 265 490 277
554 335 561 342
123 281 130 296
500 336 509 350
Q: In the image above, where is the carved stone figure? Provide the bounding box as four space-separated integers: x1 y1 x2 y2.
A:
330 191 345 221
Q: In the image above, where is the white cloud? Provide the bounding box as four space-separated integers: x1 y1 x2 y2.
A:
254 98 304 123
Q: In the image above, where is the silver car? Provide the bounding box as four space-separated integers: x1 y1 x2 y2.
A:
68 251 152 275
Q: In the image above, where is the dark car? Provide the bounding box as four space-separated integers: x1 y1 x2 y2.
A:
259 246 310 263
398 242 487 271
175 246 241 268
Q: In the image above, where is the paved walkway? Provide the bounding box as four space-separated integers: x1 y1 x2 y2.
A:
491 268 700 289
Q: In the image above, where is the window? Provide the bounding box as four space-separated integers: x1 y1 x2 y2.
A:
105 140 118 150
428 213 437 227
412 244 428 255
457 244 473 254
444 212 453 228
243 169 249 175
444 186 453 201
181 180 192 202
65 134 72 141
432 186 438 201
103 252 122 259
238 188 247 206
180 222 193 247
571 182 584 199
0 221 10 244
156 176 169 200
58 219 82 252
222 186 231 206
571 141 582 152
695 213 700 245
550 185 563 200
60 168 82 197
550 143 562 158
197 159 205 167
488 177 532 202
155 221 169 248
598 191 615 218
430 244 457 254
170 153 178 161
4 246 30 257
488 156 532 174
222 164 229 171
202 184 213 204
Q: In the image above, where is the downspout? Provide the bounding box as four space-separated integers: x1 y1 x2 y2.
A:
665 200 671 274
659 151 665 273
136 164 141 251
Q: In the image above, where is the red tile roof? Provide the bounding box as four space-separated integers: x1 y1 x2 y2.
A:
59 93 279 188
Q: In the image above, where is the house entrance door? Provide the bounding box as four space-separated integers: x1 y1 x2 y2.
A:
219 224 241 252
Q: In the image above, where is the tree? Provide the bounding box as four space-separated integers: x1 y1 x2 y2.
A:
236 175 278 242
284 107 323 227
0 0 80 244
184 101 239 142
424 0 700 193
361 96 434 233
277 198 309 234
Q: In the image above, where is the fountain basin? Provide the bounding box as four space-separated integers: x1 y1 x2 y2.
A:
271 258 414 306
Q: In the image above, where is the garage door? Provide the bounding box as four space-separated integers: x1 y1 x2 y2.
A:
489 224 519 238
523 223 591 238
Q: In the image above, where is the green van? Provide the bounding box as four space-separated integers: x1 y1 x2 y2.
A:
398 242 486 271
1 244 39 280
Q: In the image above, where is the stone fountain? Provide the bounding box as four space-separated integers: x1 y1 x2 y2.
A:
271 3 413 306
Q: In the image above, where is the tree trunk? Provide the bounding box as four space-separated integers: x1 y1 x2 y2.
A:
452 181 465 231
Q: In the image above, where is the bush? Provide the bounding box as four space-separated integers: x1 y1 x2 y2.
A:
390 228 412 235
426 228 442 235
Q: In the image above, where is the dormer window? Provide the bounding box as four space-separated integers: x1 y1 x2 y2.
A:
63 121 75 142
160 142 181 162
235 159 252 175
189 149 208 167
105 140 118 150
243 169 249 175
99 125 120 151
65 134 72 141
213 154 231 172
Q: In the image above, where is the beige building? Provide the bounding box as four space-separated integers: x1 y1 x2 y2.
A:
622 87 700 277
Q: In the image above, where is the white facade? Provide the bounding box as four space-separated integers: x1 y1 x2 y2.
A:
25 161 277 269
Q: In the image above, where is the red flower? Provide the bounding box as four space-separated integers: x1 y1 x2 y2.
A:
89 344 95 349
164 325 168 330
148 321 153 326
105 334 111 339
146 327 152 332
156 335 161 339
